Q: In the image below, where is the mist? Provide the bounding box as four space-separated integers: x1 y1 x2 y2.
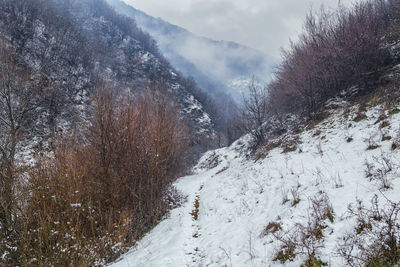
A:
108 0 277 103
123 0 356 58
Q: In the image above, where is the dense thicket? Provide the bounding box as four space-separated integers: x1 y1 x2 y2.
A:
0 86 187 265
268 0 400 118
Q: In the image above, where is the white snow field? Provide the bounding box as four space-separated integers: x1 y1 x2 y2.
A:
112 103 400 267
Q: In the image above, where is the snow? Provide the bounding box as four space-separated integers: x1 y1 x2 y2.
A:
183 95 213 132
139 52 151 63
228 77 253 93
112 103 400 266
227 77 263 103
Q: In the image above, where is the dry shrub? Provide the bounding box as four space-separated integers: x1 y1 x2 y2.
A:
375 112 388 124
338 195 400 267
272 230 297 264
197 152 221 170
241 79 270 148
311 193 335 224
379 120 390 129
353 112 368 123
392 129 400 150
15 143 132 266
365 132 381 151
85 87 188 225
271 193 333 265
282 135 299 154
268 0 399 118
291 186 301 207
364 153 396 190
262 221 282 236
1 87 188 265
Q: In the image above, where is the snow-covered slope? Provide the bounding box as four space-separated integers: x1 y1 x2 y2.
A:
112 102 400 266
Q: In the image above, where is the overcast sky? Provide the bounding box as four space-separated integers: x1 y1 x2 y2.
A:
123 0 357 58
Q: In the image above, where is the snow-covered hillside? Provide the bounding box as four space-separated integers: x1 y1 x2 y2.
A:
112 102 400 266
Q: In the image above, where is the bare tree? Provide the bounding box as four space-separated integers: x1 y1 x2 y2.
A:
0 40 42 236
241 78 269 147
268 0 396 118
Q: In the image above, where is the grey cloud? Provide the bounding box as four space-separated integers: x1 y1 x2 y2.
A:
124 0 356 58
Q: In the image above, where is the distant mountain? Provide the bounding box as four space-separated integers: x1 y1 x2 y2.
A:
106 0 277 103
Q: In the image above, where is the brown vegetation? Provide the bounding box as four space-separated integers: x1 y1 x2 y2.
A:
268 0 400 118
0 86 188 265
242 1 400 151
271 192 334 266
338 195 400 266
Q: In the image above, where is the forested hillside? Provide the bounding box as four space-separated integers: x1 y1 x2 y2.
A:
0 0 223 155
0 0 233 265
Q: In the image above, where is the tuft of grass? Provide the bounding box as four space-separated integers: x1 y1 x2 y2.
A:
327 210 335 223
262 222 282 236
292 198 301 207
273 246 296 263
191 197 200 221
389 108 400 115
301 254 328 267
256 140 281 161
310 224 325 240
367 144 381 150
353 113 367 122
379 120 390 129
375 113 387 124
313 129 322 137
356 220 372 235
281 135 300 154
283 145 297 153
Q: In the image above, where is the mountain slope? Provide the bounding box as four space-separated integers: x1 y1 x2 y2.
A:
112 100 400 266
106 0 277 102
0 0 218 156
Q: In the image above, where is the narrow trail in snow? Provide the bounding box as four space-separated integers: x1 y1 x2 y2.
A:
185 185 205 266
112 104 400 266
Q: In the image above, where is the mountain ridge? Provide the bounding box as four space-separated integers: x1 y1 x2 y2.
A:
107 0 277 103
